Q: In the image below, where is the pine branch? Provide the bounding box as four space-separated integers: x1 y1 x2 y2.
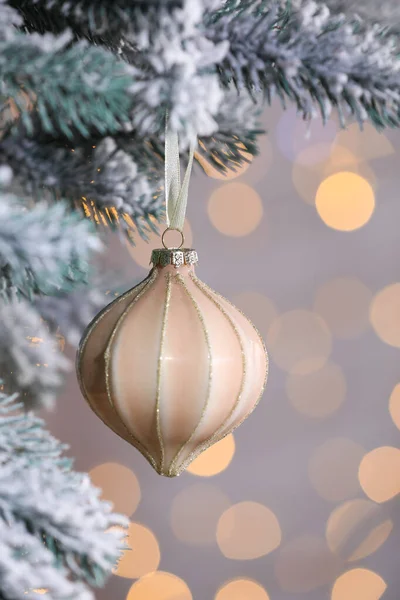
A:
0 461 127 589
36 284 109 348
0 191 101 299
208 0 400 129
195 88 264 172
0 519 94 600
0 297 70 409
8 0 219 42
0 389 68 464
0 389 128 600
0 31 137 139
324 0 400 27
1 1 230 146
0 135 164 240
0 87 264 235
0 0 22 40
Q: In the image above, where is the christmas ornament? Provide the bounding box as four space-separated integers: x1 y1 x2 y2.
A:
76 126 268 477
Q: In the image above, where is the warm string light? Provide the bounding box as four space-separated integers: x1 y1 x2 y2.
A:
126 572 192 600
89 462 141 516
113 522 160 579
208 183 263 237
216 501 282 560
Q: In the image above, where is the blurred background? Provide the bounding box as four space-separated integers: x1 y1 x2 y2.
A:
44 99 400 600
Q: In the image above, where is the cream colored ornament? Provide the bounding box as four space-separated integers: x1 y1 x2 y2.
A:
76 123 268 476
77 245 268 476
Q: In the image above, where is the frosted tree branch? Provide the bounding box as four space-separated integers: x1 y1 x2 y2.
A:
0 297 70 409
0 389 128 599
209 0 400 128
0 191 101 299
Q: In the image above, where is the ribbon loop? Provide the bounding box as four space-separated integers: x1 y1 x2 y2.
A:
165 117 195 233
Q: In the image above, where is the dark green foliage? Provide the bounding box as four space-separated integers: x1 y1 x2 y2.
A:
0 34 136 138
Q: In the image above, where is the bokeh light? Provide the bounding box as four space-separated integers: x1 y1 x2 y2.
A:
113 522 160 579
267 310 332 375
334 122 395 161
276 107 337 163
232 291 278 341
244 135 274 184
370 284 400 347
358 446 400 503
187 434 235 477
331 568 387 600
286 362 346 419
309 438 365 502
126 572 192 600
326 499 393 561
274 535 341 593
216 501 281 560
126 219 193 269
208 183 263 237
32 592 47 595
170 483 230 546
292 143 333 205
293 145 376 206
315 172 375 231
215 579 270 600
389 383 400 430
314 277 372 339
89 462 141 517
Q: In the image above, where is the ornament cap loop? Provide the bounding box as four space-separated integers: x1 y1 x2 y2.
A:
162 227 185 250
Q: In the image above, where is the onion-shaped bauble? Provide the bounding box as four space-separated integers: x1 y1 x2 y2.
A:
76 248 268 477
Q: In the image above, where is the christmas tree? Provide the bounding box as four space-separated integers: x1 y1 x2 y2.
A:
1 0 400 597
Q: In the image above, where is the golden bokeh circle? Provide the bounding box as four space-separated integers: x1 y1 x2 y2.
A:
331 569 387 600
274 535 341 593
315 172 375 231
370 283 400 347
208 183 263 237
389 383 400 430
232 291 278 340
126 572 192 600
326 499 393 562
126 219 193 269
89 462 141 517
334 122 395 161
314 277 372 339
309 438 365 502
358 446 400 503
293 145 376 206
216 501 282 560
286 362 346 419
267 310 332 375
215 579 270 600
113 522 160 579
187 434 235 477
170 483 230 546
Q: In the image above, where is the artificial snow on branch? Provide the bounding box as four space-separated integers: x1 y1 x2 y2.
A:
36 279 121 347
209 0 400 128
324 0 400 27
8 0 221 45
0 188 101 299
0 389 128 600
0 31 137 138
1 1 229 146
0 296 70 409
0 136 164 238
